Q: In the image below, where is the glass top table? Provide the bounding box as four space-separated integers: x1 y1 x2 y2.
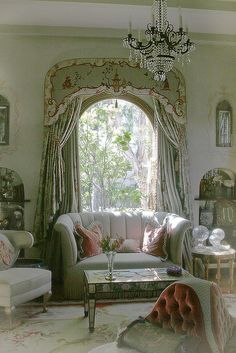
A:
83 267 192 331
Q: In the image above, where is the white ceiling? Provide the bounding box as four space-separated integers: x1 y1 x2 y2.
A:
0 0 236 38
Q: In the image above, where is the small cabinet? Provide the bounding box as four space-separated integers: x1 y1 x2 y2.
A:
0 167 29 230
195 168 236 248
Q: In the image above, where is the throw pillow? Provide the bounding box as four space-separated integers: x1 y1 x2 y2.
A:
0 233 15 270
142 220 161 252
73 228 84 260
75 223 102 258
142 222 168 259
117 239 141 253
87 221 103 241
74 221 103 259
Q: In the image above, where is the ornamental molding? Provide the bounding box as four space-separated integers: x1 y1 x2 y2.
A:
44 58 186 126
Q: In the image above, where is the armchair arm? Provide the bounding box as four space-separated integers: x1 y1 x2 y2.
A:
0 230 34 249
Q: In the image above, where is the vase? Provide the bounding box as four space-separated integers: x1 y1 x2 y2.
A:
209 228 225 250
105 251 116 281
192 225 209 249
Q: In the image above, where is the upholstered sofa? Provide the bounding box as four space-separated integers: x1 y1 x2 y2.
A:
53 211 192 300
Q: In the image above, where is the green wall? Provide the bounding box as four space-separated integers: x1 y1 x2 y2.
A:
0 32 235 237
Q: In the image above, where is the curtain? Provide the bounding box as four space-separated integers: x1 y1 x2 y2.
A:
154 98 193 272
33 96 82 250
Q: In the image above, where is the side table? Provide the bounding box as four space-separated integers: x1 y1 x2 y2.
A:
192 247 235 292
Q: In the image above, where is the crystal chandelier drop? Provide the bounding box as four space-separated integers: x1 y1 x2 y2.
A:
123 0 195 81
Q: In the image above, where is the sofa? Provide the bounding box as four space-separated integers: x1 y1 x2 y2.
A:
53 210 192 300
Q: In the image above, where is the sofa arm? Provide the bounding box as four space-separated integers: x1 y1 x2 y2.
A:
0 230 34 249
54 214 78 269
166 215 192 267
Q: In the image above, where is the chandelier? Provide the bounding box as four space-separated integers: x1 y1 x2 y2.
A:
123 0 195 81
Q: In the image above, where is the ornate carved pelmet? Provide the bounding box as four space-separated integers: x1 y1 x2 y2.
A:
44 58 187 126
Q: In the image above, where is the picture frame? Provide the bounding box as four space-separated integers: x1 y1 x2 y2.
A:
0 96 9 145
216 100 232 147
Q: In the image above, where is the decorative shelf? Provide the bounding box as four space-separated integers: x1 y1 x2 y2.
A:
0 199 30 203
195 198 236 201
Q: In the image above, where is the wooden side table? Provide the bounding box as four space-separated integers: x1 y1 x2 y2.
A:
192 247 235 292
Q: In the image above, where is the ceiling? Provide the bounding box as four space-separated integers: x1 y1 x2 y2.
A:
0 0 236 42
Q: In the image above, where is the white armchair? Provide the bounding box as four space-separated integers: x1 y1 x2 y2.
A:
0 230 52 328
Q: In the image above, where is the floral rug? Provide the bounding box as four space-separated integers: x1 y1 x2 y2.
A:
0 301 154 353
0 296 236 353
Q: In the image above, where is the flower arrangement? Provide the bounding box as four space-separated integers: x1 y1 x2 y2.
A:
100 234 123 253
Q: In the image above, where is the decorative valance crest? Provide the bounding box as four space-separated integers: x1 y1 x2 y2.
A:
45 58 186 126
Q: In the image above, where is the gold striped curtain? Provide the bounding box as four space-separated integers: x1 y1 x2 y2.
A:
154 98 193 272
33 96 82 247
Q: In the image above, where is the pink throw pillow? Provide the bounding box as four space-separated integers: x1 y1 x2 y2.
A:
87 221 103 241
142 223 168 259
0 233 15 270
75 224 102 258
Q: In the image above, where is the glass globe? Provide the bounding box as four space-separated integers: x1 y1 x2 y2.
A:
192 225 209 249
209 228 225 249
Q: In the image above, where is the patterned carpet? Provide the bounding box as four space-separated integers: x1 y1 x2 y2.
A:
0 301 154 353
0 296 236 353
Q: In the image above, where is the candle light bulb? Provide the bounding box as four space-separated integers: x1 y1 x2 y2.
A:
178 6 183 28
138 30 141 42
128 21 132 34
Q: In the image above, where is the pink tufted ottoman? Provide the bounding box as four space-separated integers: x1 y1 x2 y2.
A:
118 279 236 353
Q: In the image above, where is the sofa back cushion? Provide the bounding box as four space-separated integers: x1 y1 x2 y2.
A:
74 211 156 245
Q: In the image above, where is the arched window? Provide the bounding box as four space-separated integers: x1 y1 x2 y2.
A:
79 98 156 212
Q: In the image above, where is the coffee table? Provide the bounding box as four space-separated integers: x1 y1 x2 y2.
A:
83 267 192 331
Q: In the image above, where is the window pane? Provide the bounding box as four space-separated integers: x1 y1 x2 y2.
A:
79 99 155 212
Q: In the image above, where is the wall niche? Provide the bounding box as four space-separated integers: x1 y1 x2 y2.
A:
196 168 236 248
0 167 28 230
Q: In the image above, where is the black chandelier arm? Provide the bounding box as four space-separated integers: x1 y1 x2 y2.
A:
122 0 195 81
125 35 154 52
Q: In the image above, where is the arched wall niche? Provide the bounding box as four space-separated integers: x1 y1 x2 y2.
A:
197 167 236 248
0 167 25 230
44 58 187 126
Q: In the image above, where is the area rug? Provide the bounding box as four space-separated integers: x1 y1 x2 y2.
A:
0 301 154 353
0 296 235 353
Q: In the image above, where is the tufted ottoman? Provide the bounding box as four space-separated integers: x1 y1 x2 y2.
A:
117 278 236 353
0 267 51 327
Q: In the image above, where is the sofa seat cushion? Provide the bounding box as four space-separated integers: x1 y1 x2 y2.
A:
0 268 51 306
77 252 172 270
